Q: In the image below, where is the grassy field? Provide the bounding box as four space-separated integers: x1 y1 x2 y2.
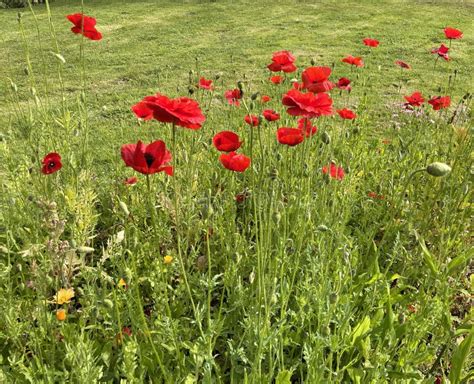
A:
1 0 473 382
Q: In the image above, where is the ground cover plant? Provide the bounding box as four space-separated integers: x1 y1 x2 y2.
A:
0 0 473 382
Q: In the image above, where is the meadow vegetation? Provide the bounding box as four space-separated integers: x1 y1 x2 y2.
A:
0 0 473 382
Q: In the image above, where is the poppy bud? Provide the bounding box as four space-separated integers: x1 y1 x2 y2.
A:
237 81 244 91
317 225 329 232
215 72 222 80
189 70 195 75
352 126 361 134
426 162 451 177
119 201 130 216
251 92 259 101
77 246 94 254
321 131 331 144
24 67 29 75
188 87 195 95
10 81 17 93
310 58 316 65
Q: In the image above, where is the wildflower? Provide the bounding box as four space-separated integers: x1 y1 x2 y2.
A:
118 278 127 289
337 77 351 91
444 27 462 40
276 128 304 146
322 163 345 180
121 140 173 175
432 44 450 61
262 109 280 122
282 89 333 118
261 95 271 103
163 255 174 264
395 60 411 69
297 118 317 136
212 131 242 152
244 114 260 126
56 309 67 321
41 153 62 175
404 91 425 108
224 89 242 106
342 55 364 67
198 77 213 90
219 152 251 172
302 66 334 93
337 108 357 120
270 75 283 84
55 288 75 305
428 96 451 111
66 13 102 40
267 50 297 73
363 38 379 47
124 176 138 185
132 94 205 129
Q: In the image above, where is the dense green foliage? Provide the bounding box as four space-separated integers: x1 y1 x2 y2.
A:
0 0 472 382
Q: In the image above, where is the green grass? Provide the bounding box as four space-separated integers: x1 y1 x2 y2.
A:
1 0 473 382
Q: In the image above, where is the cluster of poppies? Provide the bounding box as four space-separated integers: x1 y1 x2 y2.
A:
39 13 462 185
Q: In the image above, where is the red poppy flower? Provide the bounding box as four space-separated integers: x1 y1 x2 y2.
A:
121 140 173 175
262 109 280 122
213 131 241 152
337 108 357 120
322 163 345 180
428 96 451 111
363 38 379 47
432 44 450 61
342 55 364 67
267 50 297 73
297 118 317 137
261 95 271 103
395 60 411 69
336 77 351 91
276 128 304 146
404 91 425 107
292 81 304 90
282 89 333 118
225 89 242 106
270 75 283 84
66 14 102 41
302 66 335 93
198 77 213 90
244 114 260 126
219 152 251 172
132 93 205 129
124 176 138 185
41 152 62 175
444 27 463 40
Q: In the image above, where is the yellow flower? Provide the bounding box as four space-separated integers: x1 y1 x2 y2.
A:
163 255 174 265
55 288 75 304
56 309 67 321
118 278 127 289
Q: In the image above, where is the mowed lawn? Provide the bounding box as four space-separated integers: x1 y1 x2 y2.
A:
1 0 473 383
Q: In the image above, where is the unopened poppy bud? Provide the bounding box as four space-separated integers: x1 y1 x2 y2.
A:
188 87 195 95
251 92 259 101
215 72 222 80
352 126 361 134
77 246 94 254
321 131 331 144
426 162 451 177
24 67 29 75
317 225 329 232
310 58 316 65
119 201 130 216
237 81 244 90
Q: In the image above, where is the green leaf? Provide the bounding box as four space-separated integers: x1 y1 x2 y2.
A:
449 331 473 384
275 370 292 384
414 230 439 275
351 316 371 345
447 250 474 276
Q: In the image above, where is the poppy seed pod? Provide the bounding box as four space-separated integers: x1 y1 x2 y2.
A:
321 131 331 144
426 162 451 177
